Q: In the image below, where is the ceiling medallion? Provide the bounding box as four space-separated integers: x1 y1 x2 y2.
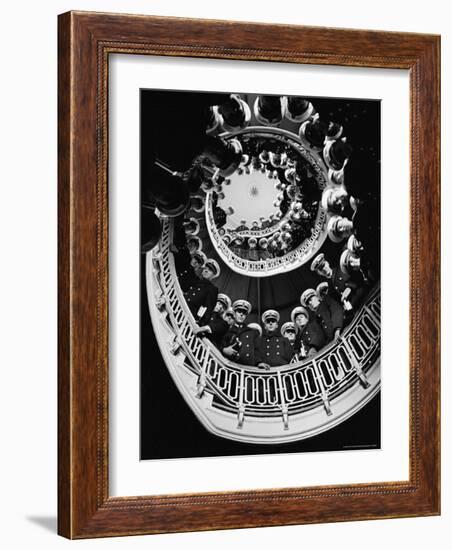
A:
249 185 259 197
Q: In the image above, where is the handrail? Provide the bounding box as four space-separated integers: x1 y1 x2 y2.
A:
225 217 289 239
150 218 380 421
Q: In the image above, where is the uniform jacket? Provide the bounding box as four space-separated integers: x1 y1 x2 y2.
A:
222 323 260 366
258 330 293 367
294 318 326 357
184 278 218 326
205 311 229 348
247 248 260 262
330 266 355 296
172 221 200 291
329 266 367 308
312 295 344 342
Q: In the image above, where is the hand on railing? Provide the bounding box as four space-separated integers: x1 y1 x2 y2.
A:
257 362 271 371
194 325 212 336
223 345 238 358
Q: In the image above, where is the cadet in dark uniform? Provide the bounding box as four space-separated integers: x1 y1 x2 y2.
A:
186 236 202 254
183 217 200 237
321 186 354 218
301 288 344 343
291 306 325 359
281 321 297 359
235 219 249 232
230 235 245 258
258 237 271 260
340 248 369 305
281 322 296 342
184 259 220 326
311 252 356 308
223 307 235 327
312 251 366 312
327 215 353 243
257 310 293 369
247 237 259 261
190 250 207 279
171 227 200 292
316 281 330 300
194 293 231 348
222 300 260 366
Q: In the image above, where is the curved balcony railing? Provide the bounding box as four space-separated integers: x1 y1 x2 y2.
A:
146 218 380 444
225 217 290 239
205 200 329 277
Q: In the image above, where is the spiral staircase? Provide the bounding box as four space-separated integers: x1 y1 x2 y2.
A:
143 91 381 444
147 218 380 444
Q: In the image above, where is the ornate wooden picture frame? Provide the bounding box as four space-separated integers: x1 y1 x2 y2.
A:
58 11 440 538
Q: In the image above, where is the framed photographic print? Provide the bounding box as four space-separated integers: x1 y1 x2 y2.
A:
58 11 440 538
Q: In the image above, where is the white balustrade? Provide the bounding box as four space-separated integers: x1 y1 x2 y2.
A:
149 219 381 422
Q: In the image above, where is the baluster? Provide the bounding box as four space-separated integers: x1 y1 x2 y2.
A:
313 359 332 416
342 338 371 389
362 313 380 340
328 351 346 380
195 352 210 398
237 368 246 429
277 370 289 430
152 252 162 271
353 326 372 353
364 304 381 327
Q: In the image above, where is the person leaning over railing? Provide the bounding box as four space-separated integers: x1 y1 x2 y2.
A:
193 293 231 348
223 307 235 327
311 252 359 312
221 300 260 366
184 259 220 326
281 322 297 359
300 288 344 344
170 215 201 291
290 306 325 361
256 310 293 370
247 237 259 261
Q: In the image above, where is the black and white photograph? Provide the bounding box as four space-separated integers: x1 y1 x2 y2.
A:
140 90 381 459
1 0 445 546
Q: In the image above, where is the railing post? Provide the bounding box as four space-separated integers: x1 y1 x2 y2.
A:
277 370 289 430
169 334 182 355
342 338 371 389
155 291 167 311
237 368 246 429
312 359 332 416
196 353 210 398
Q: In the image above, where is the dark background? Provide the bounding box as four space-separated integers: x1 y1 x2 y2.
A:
140 90 381 460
